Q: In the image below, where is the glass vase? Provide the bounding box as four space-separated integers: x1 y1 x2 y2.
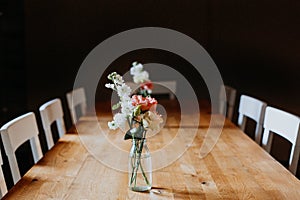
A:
128 138 152 191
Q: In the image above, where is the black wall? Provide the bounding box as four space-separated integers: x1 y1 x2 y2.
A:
208 1 300 119
0 0 26 123
22 0 300 117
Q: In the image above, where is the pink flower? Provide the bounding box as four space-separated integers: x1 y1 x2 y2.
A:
131 95 157 111
140 81 153 90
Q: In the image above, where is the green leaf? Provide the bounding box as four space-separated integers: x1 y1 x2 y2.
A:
112 103 120 110
124 130 133 140
124 126 145 140
133 105 141 116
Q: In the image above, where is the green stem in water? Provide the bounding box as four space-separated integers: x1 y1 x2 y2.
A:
129 137 150 187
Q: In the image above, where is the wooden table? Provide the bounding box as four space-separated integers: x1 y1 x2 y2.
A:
3 102 300 199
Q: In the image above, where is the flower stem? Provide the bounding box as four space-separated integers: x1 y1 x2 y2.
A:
129 138 150 188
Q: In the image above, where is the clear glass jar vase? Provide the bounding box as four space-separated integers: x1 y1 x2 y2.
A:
128 138 152 191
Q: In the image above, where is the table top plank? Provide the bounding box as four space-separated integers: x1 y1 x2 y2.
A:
3 134 89 199
2 105 300 199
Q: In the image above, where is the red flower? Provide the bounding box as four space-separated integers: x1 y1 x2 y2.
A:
131 95 157 111
140 81 153 90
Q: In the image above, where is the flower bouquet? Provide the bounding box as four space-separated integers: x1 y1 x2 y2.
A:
105 69 163 191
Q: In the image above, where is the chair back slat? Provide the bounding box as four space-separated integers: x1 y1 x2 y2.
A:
127 81 177 100
0 112 43 184
238 95 267 144
219 85 236 121
66 87 87 124
40 98 66 149
262 107 300 175
0 152 7 198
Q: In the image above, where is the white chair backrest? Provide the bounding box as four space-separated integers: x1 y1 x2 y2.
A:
0 152 7 198
153 81 176 100
66 87 87 124
39 98 66 150
219 85 236 121
238 95 267 144
127 81 176 100
0 112 43 184
262 107 300 175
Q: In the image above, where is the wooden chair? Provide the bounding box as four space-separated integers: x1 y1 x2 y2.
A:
66 87 87 124
39 98 66 150
0 112 43 184
219 85 236 121
127 81 177 100
0 152 7 198
262 107 300 175
238 95 267 144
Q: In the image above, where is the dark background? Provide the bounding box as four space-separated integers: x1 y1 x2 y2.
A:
0 0 299 188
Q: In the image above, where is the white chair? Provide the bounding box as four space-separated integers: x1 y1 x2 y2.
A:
262 107 300 175
39 98 66 150
66 87 87 124
153 81 176 100
219 85 236 121
0 112 43 184
238 95 267 144
0 152 7 198
127 81 177 100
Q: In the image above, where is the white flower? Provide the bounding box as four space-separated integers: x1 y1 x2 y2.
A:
107 72 117 80
116 84 132 97
133 71 149 84
130 62 143 76
114 74 124 85
108 121 118 130
113 113 127 130
121 95 131 103
142 111 163 131
107 72 124 85
105 83 115 89
120 100 134 115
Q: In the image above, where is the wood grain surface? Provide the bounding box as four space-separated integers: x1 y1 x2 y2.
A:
2 101 300 199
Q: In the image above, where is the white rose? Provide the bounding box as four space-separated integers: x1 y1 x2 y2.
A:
142 111 163 131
